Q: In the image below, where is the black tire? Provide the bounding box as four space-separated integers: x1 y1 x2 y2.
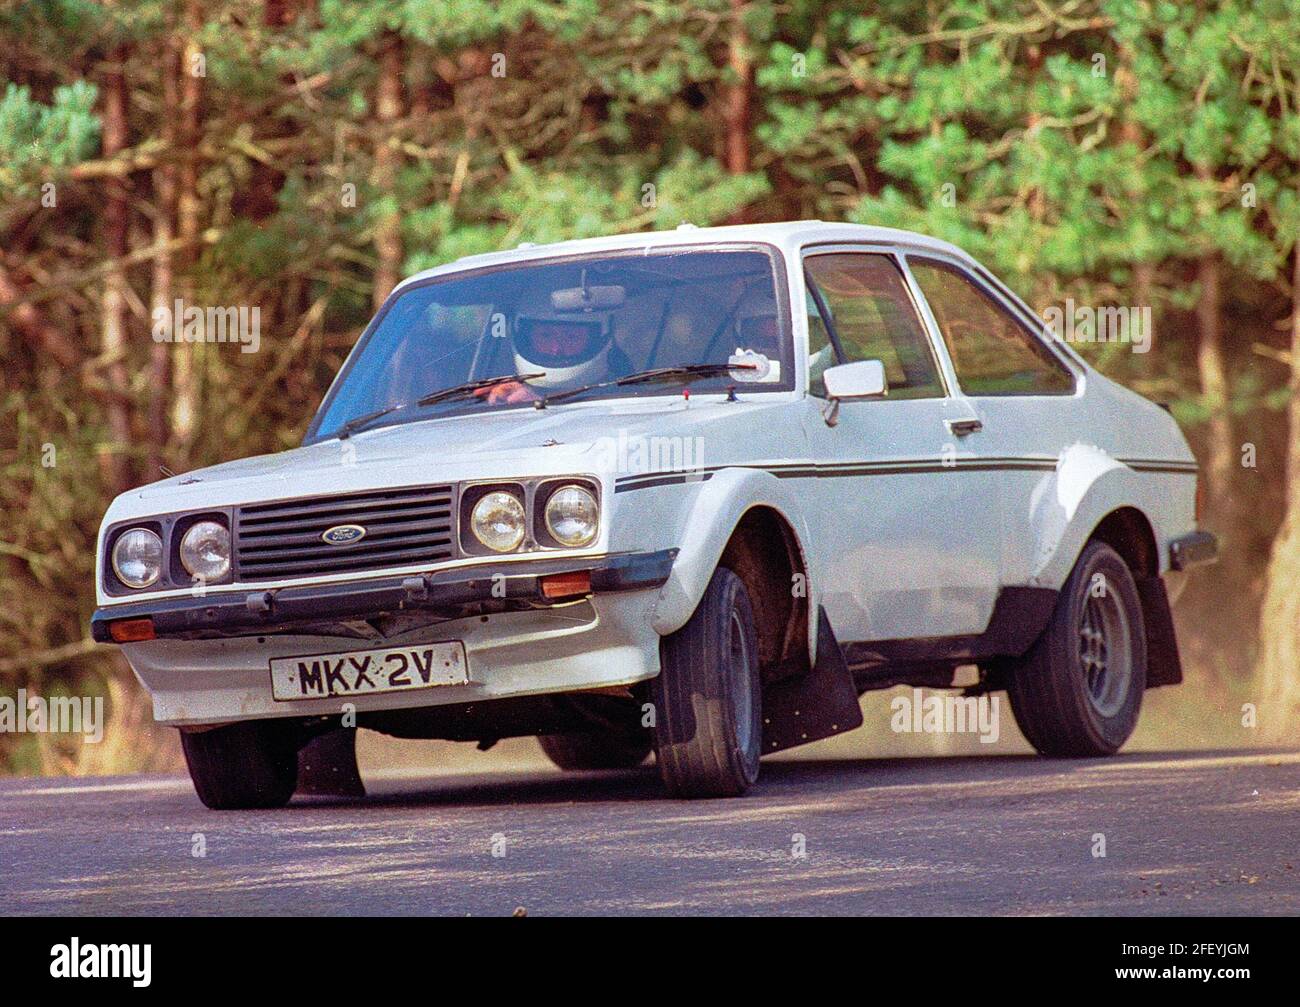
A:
536 731 652 771
179 720 299 810
1006 540 1147 756
652 566 762 797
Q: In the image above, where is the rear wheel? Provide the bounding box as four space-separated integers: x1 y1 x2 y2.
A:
180 720 299 810
1006 540 1147 756
536 731 651 771
652 567 762 797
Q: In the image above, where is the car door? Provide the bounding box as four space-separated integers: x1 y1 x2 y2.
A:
903 253 1086 587
797 248 1004 646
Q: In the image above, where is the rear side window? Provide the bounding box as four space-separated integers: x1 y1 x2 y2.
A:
908 257 1074 396
804 253 944 399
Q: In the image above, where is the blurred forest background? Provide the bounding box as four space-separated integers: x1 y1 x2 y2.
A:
1 0 1298 775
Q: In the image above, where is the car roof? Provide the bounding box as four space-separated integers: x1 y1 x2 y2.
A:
393 220 978 292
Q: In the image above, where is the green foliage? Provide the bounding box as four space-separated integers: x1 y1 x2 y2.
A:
0 80 100 195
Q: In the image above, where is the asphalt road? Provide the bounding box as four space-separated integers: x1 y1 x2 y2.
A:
2 749 1296 916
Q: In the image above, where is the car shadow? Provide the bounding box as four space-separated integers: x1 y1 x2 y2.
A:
293 746 1271 812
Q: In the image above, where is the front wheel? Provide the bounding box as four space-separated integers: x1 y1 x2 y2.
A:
180 720 299 810
1006 540 1147 756
652 566 762 797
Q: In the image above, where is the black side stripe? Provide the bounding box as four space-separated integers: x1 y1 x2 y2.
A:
612 456 1198 492
614 472 716 491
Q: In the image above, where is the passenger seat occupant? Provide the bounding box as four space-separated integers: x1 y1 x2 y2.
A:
735 297 780 358
728 291 783 381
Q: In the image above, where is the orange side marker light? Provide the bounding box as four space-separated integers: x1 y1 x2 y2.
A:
109 618 156 643
540 570 592 600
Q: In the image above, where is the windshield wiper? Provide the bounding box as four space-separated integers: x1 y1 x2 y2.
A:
415 372 545 407
337 403 410 440
541 363 756 406
618 363 757 386
334 374 547 440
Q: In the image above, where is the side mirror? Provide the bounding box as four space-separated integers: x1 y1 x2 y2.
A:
823 359 887 400
821 359 887 426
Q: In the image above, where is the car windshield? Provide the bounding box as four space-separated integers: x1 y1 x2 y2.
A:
309 246 790 441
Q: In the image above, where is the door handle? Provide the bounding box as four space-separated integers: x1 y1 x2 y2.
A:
945 417 983 437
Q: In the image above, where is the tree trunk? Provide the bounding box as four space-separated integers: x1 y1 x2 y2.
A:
1287 250 1300 492
1195 253 1237 545
101 45 133 492
1117 47 1156 333
721 0 752 224
372 31 404 311
171 0 204 464
148 27 179 477
408 41 438 128
1132 262 1155 325
1025 45 1045 224
1253 248 1300 739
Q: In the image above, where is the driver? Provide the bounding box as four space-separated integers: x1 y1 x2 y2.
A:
479 308 630 404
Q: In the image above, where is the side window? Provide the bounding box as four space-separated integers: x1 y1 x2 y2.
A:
803 253 944 400
909 258 1074 396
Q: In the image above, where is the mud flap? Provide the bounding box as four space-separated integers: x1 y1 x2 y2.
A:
761 608 863 754
1137 577 1183 688
296 726 366 797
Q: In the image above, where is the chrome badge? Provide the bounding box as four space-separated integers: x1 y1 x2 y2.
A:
321 524 366 545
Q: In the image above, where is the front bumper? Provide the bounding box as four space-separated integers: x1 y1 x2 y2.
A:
96 550 677 726
92 549 676 642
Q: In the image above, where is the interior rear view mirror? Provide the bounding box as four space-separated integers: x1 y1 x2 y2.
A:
551 285 626 311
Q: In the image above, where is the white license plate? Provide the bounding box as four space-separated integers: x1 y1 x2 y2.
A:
270 641 468 701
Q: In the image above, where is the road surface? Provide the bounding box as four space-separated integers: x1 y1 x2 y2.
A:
2 749 1296 915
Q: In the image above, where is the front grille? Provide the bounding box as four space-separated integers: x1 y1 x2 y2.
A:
234 484 455 581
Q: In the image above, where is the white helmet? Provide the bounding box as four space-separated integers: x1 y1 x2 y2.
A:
512 313 614 389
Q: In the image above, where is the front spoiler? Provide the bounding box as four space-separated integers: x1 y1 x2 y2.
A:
91 549 677 643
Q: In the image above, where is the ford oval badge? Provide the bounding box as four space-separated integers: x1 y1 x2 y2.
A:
322 524 366 545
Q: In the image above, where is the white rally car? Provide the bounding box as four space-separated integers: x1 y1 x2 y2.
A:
93 221 1217 808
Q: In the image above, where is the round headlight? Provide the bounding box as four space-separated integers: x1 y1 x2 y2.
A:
112 528 163 589
544 485 599 547
471 491 526 553
180 520 231 581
